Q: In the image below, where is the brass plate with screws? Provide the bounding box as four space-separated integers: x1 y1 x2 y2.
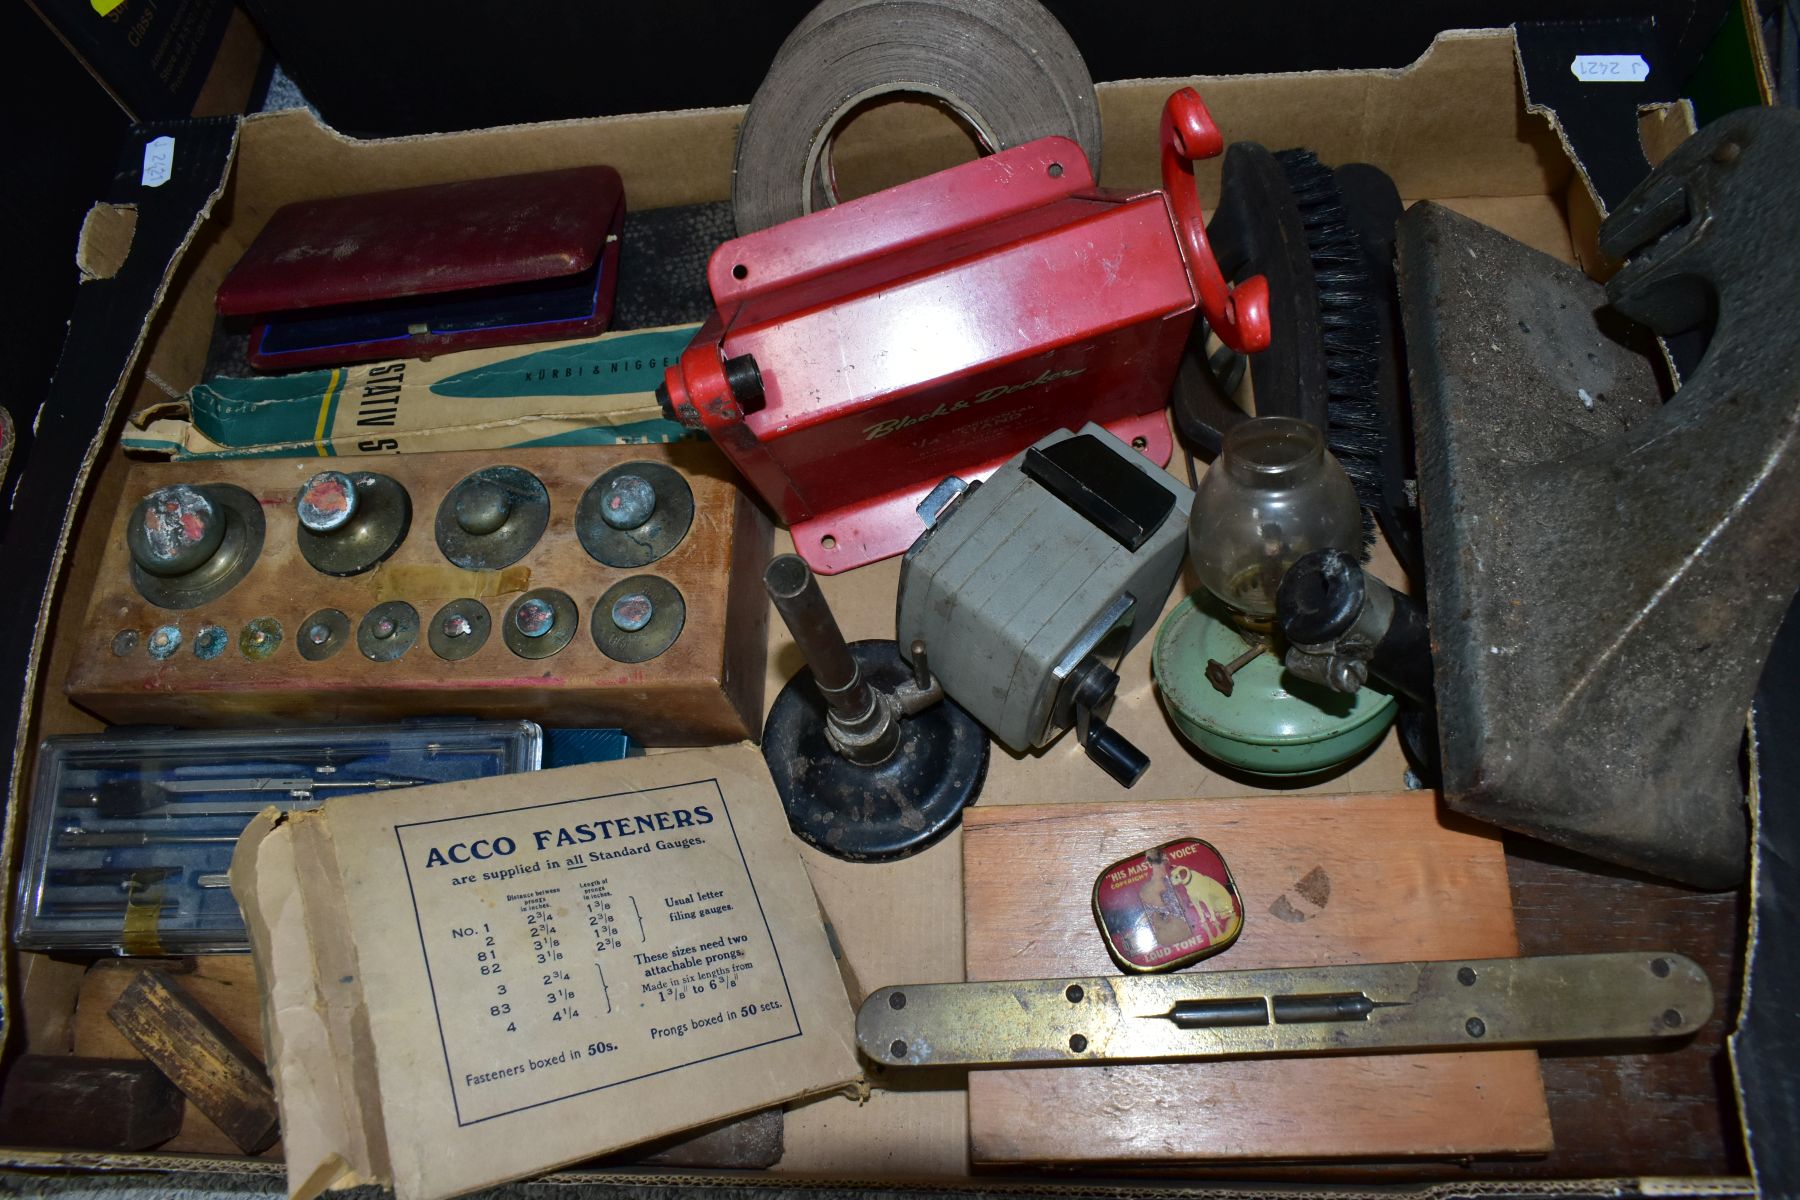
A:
297 609 350 661
296 470 412 577
126 483 266 611
239 617 284 661
576 461 695 568
592 576 685 663
428 598 492 662
435 466 550 570
357 602 419 662
856 952 1713 1068
502 588 578 660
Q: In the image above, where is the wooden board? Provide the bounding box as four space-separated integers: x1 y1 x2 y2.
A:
107 969 279 1153
963 793 1552 1165
1498 840 1747 1179
75 958 276 1158
63 442 770 745
0 1056 184 1151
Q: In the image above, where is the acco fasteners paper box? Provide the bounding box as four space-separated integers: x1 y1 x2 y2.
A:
230 746 861 1200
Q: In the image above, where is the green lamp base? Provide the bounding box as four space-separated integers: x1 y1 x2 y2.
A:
1153 593 1397 777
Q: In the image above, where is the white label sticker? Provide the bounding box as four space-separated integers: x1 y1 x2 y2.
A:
1570 54 1650 83
141 136 175 188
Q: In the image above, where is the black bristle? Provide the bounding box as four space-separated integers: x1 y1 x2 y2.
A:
1275 147 1386 552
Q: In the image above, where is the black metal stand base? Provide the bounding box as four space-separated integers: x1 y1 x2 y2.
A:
763 640 989 863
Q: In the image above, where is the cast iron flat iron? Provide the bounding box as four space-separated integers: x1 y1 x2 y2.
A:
1399 106 1800 888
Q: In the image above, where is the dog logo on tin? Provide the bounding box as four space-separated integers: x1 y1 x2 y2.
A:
1093 837 1244 973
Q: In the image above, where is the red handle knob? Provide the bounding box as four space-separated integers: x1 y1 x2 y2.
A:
1160 88 1271 355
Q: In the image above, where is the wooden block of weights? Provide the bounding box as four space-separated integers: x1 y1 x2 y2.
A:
963 793 1552 1166
64 442 771 744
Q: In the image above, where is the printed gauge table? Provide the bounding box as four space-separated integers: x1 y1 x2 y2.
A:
394 780 805 1125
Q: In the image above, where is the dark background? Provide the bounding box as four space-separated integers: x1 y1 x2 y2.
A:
3 4 131 521
251 0 1730 135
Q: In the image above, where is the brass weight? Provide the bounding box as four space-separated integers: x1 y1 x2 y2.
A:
435 466 550 570
576 462 694 568
592 576 686 663
502 588 577 660
125 483 265 610
294 470 411 577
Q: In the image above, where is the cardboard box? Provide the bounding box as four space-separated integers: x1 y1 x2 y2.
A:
0 27 1754 1191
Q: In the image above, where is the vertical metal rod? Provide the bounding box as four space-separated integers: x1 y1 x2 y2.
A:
764 554 874 721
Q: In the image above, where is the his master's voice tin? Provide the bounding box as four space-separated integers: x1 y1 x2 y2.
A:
1093 837 1244 973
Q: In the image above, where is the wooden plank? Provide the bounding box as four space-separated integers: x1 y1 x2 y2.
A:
1088 841 1750 1183
75 955 783 1167
0 1056 184 1151
75 957 272 1158
78 958 266 1056
106 968 281 1154
609 1108 784 1169
63 442 771 745
1499 838 1748 1178
963 793 1550 1165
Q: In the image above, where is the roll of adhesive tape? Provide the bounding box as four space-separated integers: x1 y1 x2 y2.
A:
733 0 1102 234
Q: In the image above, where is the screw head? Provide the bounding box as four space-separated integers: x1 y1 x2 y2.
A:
889 1039 907 1059
888 992 906 1010
1662 1008 1684 1028
297 471 358 533
514 598 556 638
112 629 139 657
1065 984 1084 1004
307 623 331 645
455 480 512 536
371 616 397 640
1457 967 1477 986
1069 1034 1089 1053
1465 1017 1487 1038
599 473 657 530
443 614 474 639
1651 958 1671 978
1329 656 1368 693
610 592 654 632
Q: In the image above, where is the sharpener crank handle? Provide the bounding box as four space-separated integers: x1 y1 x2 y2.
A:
1070 657 1149 788
1160 88 1272 355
